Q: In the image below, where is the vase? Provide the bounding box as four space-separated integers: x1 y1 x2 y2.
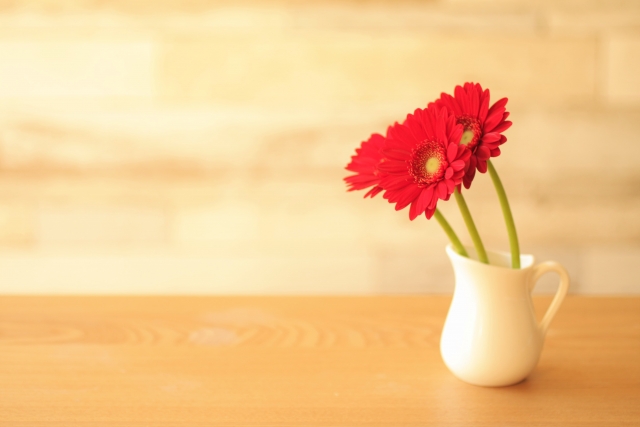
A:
440 244 570 387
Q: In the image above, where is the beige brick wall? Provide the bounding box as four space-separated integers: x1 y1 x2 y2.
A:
0 0 638 294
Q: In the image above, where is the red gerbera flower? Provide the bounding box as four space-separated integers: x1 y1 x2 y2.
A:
432 82 512 189
344 133 386 198
378 106 470 220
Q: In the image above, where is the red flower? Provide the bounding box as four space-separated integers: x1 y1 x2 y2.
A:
432 82 512 189
378 106 470 220
344 133 386 198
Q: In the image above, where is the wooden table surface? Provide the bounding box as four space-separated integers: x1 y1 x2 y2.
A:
1 296 639 426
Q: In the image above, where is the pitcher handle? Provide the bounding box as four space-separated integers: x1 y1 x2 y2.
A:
530 261 570 335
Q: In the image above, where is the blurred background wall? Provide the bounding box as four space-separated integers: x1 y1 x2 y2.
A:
0 0 639 294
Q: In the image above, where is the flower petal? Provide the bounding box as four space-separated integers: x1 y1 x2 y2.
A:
445 167 453 180
380 175 412 191
455 85 468 112
436 93 462 116
344 175 379 185
382 148 411 160
450 159 466 171
445 178 455 194
467 154 477 171
447 141 458 162
394 119 419 144
416 186 434 213
478 88 490 122
491 120 512 134
487 97 508 117
427 189 439 209
364 186 383 198
484 110 503 133
408 187 431 220
470 84 479 117
456 144 466 157
476 145 491 161
436 180 448 200
463 163 477 189
409 198 421 220
477 159 488 173
377 160 408 174
482 132 501 144
409 112 429 142
425 206 436 219
395 185 422 211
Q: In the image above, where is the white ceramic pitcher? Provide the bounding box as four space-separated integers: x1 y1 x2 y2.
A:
440 244 570 387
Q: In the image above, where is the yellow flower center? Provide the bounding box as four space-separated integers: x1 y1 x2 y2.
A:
425 157 441 174
457 116 482 150
410 140 447 186
460 130 475 146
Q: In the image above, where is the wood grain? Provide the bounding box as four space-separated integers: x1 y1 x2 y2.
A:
1 296 639 426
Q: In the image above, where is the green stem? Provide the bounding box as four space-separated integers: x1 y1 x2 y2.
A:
487 160 520 269
454 188 489 264
433 209 468 257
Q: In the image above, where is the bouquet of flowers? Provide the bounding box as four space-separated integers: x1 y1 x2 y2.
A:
344 83 520 268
